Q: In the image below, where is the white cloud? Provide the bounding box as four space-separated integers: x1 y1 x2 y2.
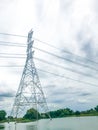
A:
0 0 98 114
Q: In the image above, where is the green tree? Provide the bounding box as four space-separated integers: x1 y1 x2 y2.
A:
75 111 80 116
0 110 6 121
49 108 74 118
63 108 73 116
23 108 40 120
95 105 98 112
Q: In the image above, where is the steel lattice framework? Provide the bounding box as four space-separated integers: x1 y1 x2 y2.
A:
10 30 51 119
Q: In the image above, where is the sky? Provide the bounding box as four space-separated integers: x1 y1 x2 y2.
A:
0 0 98 115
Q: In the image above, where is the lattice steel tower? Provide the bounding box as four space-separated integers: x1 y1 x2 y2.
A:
11 30 51 119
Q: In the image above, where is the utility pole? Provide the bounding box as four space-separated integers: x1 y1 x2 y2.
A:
10 29 51 120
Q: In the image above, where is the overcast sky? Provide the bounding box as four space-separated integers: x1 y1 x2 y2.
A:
0 0 98 115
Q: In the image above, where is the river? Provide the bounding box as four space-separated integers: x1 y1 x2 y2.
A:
0 116 98 130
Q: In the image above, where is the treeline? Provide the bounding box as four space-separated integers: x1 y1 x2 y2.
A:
0 110 6 121
1 105 98 122
46 105 98 118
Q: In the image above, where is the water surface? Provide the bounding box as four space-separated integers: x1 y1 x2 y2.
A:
1 116 98 130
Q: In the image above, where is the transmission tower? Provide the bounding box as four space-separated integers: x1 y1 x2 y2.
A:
10 29 51 119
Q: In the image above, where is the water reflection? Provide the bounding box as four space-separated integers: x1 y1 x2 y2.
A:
3 117 98 130
49 128 65 130
26 125 37 130
0 124 5 130
26 124 66 130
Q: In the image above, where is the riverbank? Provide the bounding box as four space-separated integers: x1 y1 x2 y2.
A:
1 114 98 123
1 106 98 123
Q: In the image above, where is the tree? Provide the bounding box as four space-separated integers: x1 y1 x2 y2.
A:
0 110 6 121
63 108 74 116
95 105 98 112
49 108 74 118
75 111 80 116
23 108 40 120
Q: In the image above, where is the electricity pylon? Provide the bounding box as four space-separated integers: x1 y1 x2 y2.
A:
10 29 51 119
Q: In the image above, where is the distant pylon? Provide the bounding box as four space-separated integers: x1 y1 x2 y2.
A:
10 29 51 119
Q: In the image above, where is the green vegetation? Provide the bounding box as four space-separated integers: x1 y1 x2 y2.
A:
0 110 6 121
1 105 98 122
47 108 98 118
23 108 41 120
47 108 74 118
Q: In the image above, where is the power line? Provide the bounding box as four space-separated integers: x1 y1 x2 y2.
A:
0 33 27 38
0 41 98 71
0 33 55 49
0 40 98 72
33 38 98 66
0 65 98 87
0 33 98 66
0 41 26 46
37 69 98 88
0 41 26 47
0 56 25 58
0 64 97 87
0 55 97 79
0 40 98 81
0 43 25 47
33 47 98 72
34 57 98 79
0 53 25 55
0 42 98 80
0 65 23 67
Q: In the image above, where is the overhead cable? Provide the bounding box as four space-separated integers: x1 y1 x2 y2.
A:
0 64 97 88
